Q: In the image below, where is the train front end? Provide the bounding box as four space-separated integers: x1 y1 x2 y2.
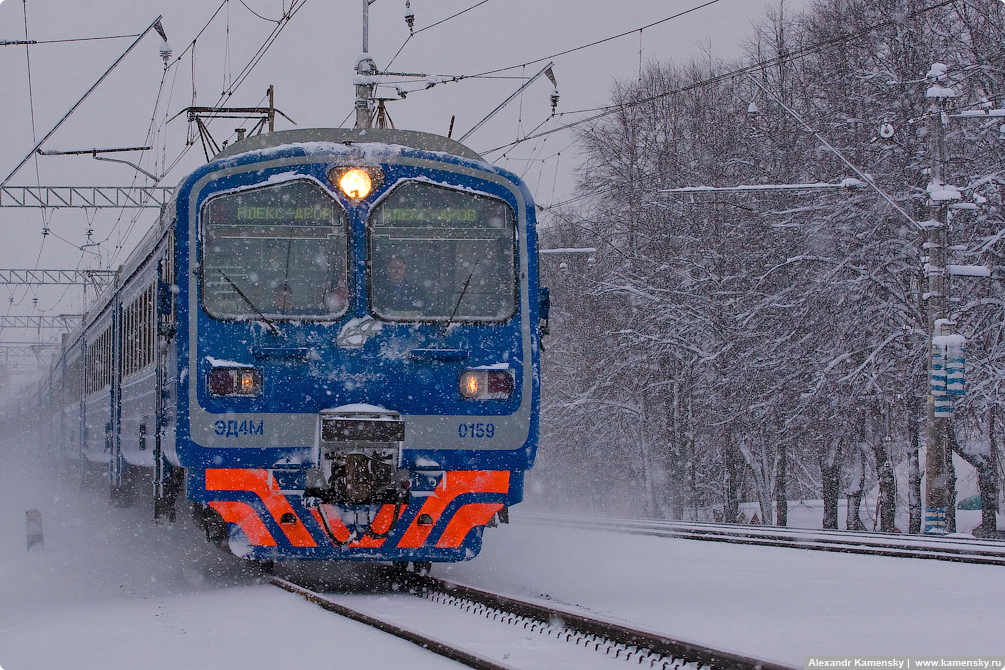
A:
170 129 540 563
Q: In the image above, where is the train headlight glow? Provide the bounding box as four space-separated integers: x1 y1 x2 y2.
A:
338 168 373 199
459 369 514 400
208 367 262 397
330 165 384 199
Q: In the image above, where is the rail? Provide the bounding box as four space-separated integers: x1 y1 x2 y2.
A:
272 576 515 670
518 512 1005 566
272 572 795 670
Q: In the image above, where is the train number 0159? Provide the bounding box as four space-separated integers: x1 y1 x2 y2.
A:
458 422 495 438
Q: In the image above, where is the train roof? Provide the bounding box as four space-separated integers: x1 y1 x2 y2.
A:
214 128 483 162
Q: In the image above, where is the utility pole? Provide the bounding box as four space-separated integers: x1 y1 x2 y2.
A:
355 0 378 130
921 64 1001 533
267 85 275 133
923 72 953 534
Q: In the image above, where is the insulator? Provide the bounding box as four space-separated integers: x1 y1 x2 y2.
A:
550 88 559 115
405 0 414 34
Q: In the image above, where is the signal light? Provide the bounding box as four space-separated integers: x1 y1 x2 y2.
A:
459 369 515 400
207 367 262 397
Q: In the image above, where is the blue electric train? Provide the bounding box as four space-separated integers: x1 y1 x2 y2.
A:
20 128 544 566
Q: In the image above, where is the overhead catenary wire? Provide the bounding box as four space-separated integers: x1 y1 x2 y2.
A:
745 75 920 230
55 0 229 266
87 53 182 269
384 0 491 71
478 0 959 156
1 15 168 188
116 0 233 198
21 0 48 272
415 0 489 36
226 0 308 93
381 0 727 98
165 0 229 68
104 0 310 266
155 0 309 184
239 0 284 24
0 33 140 46
459 61 556 142
466 0 723 79
105 65 174 265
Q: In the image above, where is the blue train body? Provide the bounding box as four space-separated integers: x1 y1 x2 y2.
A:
25 128 542 564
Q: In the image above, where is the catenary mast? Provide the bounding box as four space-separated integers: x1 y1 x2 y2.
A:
355 0 377 130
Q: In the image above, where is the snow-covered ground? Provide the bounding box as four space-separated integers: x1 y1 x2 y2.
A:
2 432 1002 669
0 438 460 670
444 518 1005 666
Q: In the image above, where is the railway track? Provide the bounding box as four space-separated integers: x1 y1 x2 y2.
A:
271 571 796 670
519 512 1005 566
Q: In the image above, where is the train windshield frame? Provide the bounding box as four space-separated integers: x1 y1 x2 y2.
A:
200 180 350 321
368 181 518 323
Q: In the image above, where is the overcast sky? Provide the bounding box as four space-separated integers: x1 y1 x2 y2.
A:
0 0 806 373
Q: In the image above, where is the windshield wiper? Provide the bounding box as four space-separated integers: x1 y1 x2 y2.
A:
218 269 281 336
441 261 478 336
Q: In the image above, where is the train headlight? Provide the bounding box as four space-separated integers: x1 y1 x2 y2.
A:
332 166 384 200
330 166 384 199
339 169 372 198
208 367 262 397
459 369 514 400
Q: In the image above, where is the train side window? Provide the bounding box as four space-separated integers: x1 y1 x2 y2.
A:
122 284 156 377
200 180 349 320
368 181 517 322
84 325 113 395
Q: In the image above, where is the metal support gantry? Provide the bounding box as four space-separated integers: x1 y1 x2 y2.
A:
0 315 82 329
0 186 172 208
0 343 61 359
0 268 117 288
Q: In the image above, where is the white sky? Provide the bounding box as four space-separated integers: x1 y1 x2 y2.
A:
0 0 808 368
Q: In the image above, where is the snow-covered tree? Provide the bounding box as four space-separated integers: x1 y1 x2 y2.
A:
536 0 1005 533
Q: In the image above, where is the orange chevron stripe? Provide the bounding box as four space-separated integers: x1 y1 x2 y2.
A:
312 505 351 545
353 504 398 548
436 503 504 548
206 469 317 548
397 471 509 549
209 501 277 546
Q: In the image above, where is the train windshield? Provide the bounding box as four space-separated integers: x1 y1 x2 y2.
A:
201 180 349 320
369 181 517 321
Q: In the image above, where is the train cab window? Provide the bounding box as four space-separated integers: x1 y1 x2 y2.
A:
201 180 349 320
368 181 517 321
